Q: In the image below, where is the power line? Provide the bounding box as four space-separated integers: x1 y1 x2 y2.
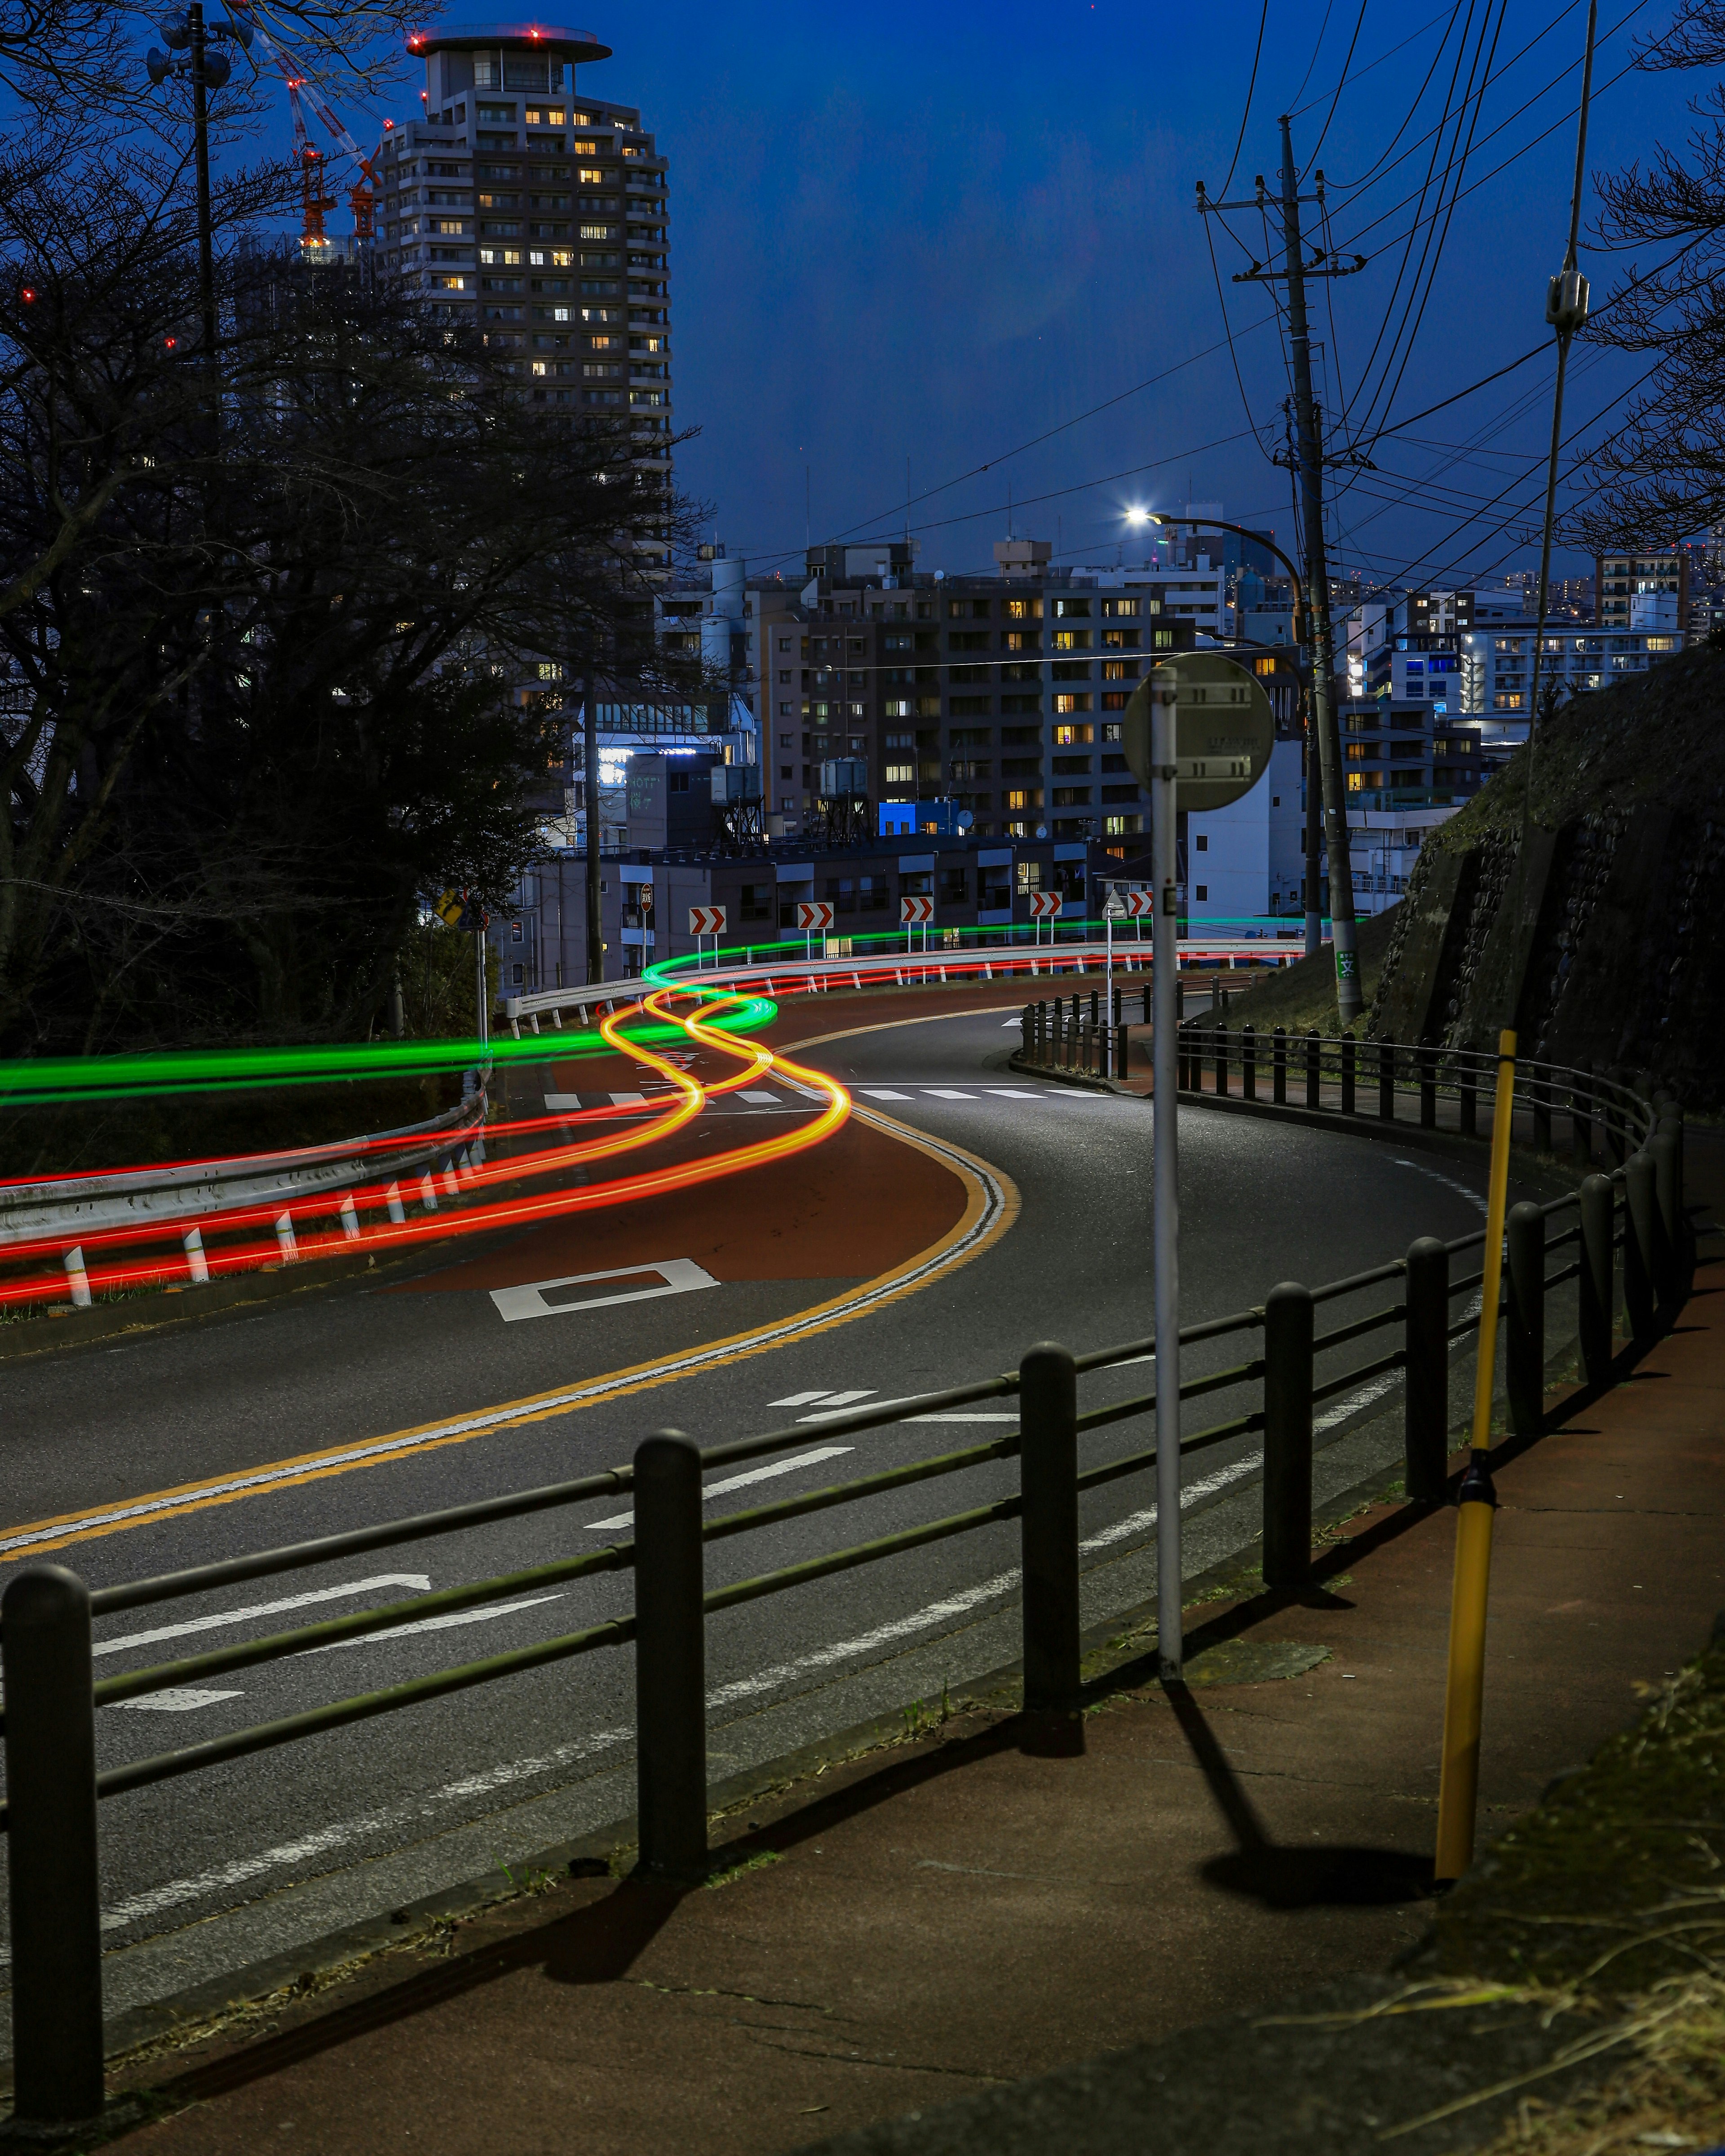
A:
1220 0 1269 198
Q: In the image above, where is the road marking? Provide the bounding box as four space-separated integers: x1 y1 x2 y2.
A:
544 1093 584 1113
584 1445 854 1530
1391 1158 1489 1217
116 1688 245 1713
770 1389 850 1408
0 1065 1018 1566
608 1091 649 1107
905 1412 1017 1423
739 1090 782 1105
488 1258 720 1325
860 1088 912 1100
924 1089 977 1100
986 1089 1039 1098
779 1387 877 1409
94 1576 433 1660
1079 1453 1263 1552
309 1592 566 1651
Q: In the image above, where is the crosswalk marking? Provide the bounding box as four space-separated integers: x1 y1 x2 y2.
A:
544 1093 584 1113
861 1088 913 1100
985 1089 1039 1098
739 1089 782 1105
608 1091 649 1107
924 1089 977 1100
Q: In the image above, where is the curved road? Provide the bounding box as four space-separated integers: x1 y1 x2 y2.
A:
0 992 1544 2037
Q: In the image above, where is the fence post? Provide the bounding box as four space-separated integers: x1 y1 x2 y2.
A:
1020 1343 1080 1712
1650 1126 1682 1308
1340 1030 1356 1115
1420 1044 1438 1129
1604 1066 1628 1166
1458 1048 1478 1138
1021 1004 1032 1061
1305 1028 1320 1110
1243 1025 1257 1102
1506 1202 1546 1438
1531 1062 1552 1155
1378 1036 1395 1121
1273 1025 1287 1105
1262 1282 1314 1589
4 1565 105 2127
1215 1025 1230 1097
1624 1151 1657 1345
1570 1065 1594 1170
1579 1172 1615 1384
633 1431 708 1882
1404 1237 1450 1505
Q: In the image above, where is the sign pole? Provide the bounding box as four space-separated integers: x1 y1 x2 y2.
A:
1151 670 1182 1681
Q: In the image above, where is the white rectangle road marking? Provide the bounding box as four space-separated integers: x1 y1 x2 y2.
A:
543 1093 584 1113
490 1258 719 1324
117 1689 246 1712
860 1089 912 1100
584 1446 855 1531
608 1091 649 1107
924 1090 978 1100
739 1090 783 1105
94 1577 434 1660
986 1090 1039 1098
770 1390 847 1408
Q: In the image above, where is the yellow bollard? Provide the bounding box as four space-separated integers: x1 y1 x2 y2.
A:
1433 1027 1518 1884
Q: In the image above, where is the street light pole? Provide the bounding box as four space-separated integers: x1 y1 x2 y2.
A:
1150 669 1183 1681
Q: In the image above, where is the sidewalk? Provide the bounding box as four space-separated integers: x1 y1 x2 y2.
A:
95 1180 1725 2152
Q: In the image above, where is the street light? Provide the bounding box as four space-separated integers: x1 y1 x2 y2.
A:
143 8 252 366
1145 510 1324 965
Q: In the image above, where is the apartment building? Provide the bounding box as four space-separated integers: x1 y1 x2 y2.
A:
376 20 672 562
1458 625 1684 750
1596 548 1688 632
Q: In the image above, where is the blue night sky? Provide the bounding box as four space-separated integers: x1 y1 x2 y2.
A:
240 1 1691 586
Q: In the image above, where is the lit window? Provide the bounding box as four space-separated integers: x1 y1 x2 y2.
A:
580 224 612 239
435 219 464 235
531 360 547 376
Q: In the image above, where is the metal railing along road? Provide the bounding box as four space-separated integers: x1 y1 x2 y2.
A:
0 1051 1686 2126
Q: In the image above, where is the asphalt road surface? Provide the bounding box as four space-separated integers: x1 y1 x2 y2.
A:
0 994 1546 2034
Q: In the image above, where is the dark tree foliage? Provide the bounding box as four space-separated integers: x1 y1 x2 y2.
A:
0 149 699 1054
1575 1 1725 546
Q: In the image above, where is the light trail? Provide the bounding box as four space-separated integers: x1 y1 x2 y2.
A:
0 989 852 1310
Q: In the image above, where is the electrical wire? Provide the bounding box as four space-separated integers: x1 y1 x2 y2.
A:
1305 0 1374 173
1219 0 1269 198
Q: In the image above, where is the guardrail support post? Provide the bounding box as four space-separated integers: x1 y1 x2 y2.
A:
1531 1063 1552 1155
1215 1025 1229 1098
1579 1172 1615 1384
1378 1036 1395 1121
1458 1051 1477 1138
1020 1343 1080 1712
1420 1046 1438 1130
1340 1031 1356 1116
1570 1067 1594 1170
1273 1025 1287 1105
1650 1127 1682 1308
4 1565 105 2128
1624 1150 1658 1344
633 1431 708 1882
1243 1025 1257 1102
1305 1028 1320 1110
1404 1237 1450 1504
1506 1202 1545 1438
1262 1282 1314 1589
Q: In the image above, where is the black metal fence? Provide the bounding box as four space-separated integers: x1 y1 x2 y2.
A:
0 1056 1685 2127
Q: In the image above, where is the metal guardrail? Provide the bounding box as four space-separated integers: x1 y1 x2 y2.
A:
502 937 1295 1038
0 1052 1685 2125
0 1091 489 1310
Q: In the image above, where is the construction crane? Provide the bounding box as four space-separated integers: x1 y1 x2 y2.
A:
226 3 378 257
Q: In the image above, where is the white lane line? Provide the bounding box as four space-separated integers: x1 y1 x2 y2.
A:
924 1089 977 1100
1079 1453 1263 1552
905 1413 1018 1424
860 1089 912 1100
771 1389 844 1408
308 1593 567 1652
1391 1158 1488 1217
739 1089 782 1105
0 1119 1012 1567
583 1446 855 1532
93 1576 433 1660
489 1259 719 1325
117 1689 246 1713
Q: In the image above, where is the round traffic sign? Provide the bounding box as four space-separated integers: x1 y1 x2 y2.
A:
1120 655 1275 810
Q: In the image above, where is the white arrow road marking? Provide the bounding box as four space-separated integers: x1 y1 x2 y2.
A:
93 1577 435 1659
489 1258 719 1325
583 1446 855 1531
306 1593 568 1652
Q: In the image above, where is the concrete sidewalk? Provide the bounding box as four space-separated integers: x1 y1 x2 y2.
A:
95 1204 1725 2154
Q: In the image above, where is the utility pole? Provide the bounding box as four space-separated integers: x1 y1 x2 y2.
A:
1199 127 1367 1021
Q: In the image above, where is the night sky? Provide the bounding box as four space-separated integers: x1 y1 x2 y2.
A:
243 2 1690 587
